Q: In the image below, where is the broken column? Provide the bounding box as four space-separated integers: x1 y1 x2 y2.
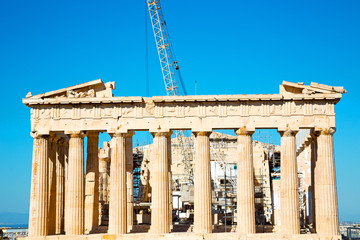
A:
99 142 110 226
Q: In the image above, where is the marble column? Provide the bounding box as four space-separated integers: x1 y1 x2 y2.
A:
167 136 173 229
235 128 256 234
150 131 172 234
63 139 69 233
85 132 100 234
314 128 339 235
47 135 58 235
193 131 212 234
125 132 135 232
55 138 66 234
65 132 85 235
108 133 127 234
28 134 49 237
279 130 300 234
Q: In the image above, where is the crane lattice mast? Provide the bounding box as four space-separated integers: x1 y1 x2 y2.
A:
147 0 192 181
147 0 181 96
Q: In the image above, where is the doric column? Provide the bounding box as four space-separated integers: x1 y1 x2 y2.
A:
47 135 58 235
193 131 212 234
85 132 100 234
279 130 300 234
28 134 49 237
167 136 173 229
55 138 66 234
65 132 85 235
235 128 256 234
150 131 172 234
125 132 134 232
108 132 127 234
63 139 69 233
314 128 339 235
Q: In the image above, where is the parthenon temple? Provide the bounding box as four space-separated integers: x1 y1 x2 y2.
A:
23 79 346 240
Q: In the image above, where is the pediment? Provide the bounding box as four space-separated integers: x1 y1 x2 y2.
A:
280 81 346 95
26 79 115 99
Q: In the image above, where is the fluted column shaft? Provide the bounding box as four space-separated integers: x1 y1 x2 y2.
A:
279 130 300 234
63 140 69 233
167 136 173 229
125 132 134 232
150 131 171 234
85 132 100 233
235 128 256 234
55 139 66 234
47 136 58 235
108 133 127 234
28 135 49 237
194 131 212 234
315 128 339 235
65 132 85 235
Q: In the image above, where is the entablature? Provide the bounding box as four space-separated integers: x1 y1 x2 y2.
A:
23 80 346 134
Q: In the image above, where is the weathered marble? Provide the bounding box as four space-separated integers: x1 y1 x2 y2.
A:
193 131 212 234
65 132 85 235
108 133 127 234
85 132 100 233
23 80 345 239
235 128 256 234
150 131 172 234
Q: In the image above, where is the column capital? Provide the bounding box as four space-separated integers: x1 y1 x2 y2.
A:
150 131 173 138
66 131 85 138
110 131 135 138
278 129 298 137
193 131 212 137
314 127 336 137
30 131 48 139
235 127 254 136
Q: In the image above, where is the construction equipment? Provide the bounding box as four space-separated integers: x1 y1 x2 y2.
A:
146 0 232 187
146 0 193 183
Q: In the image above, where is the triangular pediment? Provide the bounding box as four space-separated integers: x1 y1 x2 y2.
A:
26 79 115 99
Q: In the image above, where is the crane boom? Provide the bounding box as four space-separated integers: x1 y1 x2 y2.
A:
146 0 234 188
147 0 181 96
147 0 193 182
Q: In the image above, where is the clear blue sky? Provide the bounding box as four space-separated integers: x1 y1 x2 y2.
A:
0 0 359 222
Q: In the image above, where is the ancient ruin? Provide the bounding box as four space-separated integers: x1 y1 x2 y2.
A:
23 79 346 239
